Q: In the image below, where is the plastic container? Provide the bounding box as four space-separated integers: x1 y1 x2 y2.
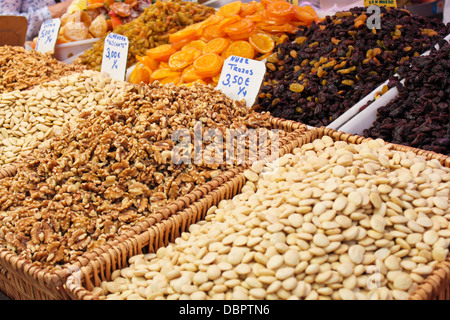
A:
54 38 99 62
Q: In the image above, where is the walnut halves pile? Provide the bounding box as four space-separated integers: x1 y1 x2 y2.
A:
0 46 86 93
0 82 286 267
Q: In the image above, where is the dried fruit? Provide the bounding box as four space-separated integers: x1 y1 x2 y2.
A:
130 0 317 86
363 43 450 155
223 40 255 60
193 53 223 78
254 7 450 127
202 38 230 55
249 33 276 54
76 0 215 71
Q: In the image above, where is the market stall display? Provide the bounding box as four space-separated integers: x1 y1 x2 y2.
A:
0 46 86 93
360 43 450 156
253 7 450 127
73 129 449 300
0 0 449 301
129 0 320 86
75 0 216 71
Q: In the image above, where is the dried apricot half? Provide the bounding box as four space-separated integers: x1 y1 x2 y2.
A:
203 38 230 55
181 65 203 83
266 1 294 19
129 63 151 84
193 53 224 78
249 33 275 54
222 40 255 60
150 68 181 81
168 48 201 71
182 40 207 52
218 1 242 17
146 44 177 62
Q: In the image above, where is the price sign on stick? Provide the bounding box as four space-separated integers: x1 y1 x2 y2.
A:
216 55 266 108
101 33 129 81
36 19 61 54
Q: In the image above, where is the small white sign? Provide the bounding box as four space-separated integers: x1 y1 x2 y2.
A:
216 55 266 108
101 33 129 81
36 18 61 54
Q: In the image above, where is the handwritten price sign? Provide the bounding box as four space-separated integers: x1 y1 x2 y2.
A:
216 55 266 108
101 33 129 81
36 19 61 54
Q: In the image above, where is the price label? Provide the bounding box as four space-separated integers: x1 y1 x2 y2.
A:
101 33 129 81
364 0 397 8
216 55 266 108
36 18 61 54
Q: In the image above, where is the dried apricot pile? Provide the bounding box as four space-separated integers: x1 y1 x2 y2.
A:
129 0 319 86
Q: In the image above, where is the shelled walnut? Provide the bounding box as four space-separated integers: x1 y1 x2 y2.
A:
0 82 293 267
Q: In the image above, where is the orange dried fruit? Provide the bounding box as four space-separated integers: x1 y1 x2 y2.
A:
181 65 203 83
228 30 256 41
159 61 170 69
129 63 151 84
239 2 260 17
266 1 294 19
136 55 159 71
203 38 230 55
222 40 255 60
160 75 181 85
201 25 227 41
223 18 255 36
151 69 181 81
246 11 264 23
293 6 318 23
260 0 279 7
218 1 242 17
259 23 296 34
146 44 177 62
193 53 224 78
182 40 207 52
168 48 201 71
169 24 200 44
217 16 242 32
249 33 275 54
262 9 292 25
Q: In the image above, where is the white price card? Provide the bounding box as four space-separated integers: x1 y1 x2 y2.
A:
36 18 61 54
216 55 266 108
101 33 129 81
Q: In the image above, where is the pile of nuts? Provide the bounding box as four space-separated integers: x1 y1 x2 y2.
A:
0 70 133 165
254 7 450 127
0 46 86 93
0 82 290 266
95 136 449 300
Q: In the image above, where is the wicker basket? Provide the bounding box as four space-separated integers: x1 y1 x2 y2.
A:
66 127 450 300
0 116 309 300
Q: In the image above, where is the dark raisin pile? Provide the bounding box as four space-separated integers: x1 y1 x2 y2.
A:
363 43 450 155
253 7 450 127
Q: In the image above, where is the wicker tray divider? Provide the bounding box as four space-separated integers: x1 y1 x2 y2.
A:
68 127 449 300
0 116 310 300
